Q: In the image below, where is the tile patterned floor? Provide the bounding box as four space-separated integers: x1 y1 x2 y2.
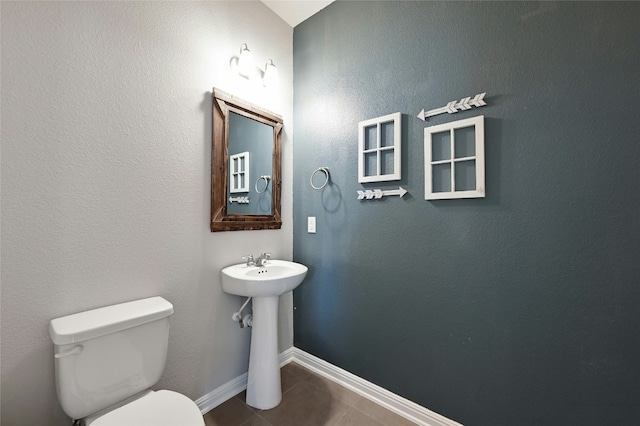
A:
203 362 417 426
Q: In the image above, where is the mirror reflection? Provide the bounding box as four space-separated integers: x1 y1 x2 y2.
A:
227 111 273 215
210 88 282 232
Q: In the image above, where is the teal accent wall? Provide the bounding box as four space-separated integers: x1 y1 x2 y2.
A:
292 2 640 425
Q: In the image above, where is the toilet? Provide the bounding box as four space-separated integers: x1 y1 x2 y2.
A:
49 296 204 426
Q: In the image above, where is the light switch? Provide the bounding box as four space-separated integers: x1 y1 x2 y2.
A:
307 216 316 233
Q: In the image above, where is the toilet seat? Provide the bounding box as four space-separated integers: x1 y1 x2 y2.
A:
87 390 204 426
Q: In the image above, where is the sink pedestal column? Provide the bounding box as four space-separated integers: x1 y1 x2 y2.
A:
246 295 281 410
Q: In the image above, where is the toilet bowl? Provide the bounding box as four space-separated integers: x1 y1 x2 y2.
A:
49 297 204 426
85 390 203 426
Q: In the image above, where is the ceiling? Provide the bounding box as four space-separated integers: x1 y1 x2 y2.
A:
261 0 335 27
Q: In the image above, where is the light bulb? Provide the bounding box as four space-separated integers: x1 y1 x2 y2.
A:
238 43 254 78
263 59 278 87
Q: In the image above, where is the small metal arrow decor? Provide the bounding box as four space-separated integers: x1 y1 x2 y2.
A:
229 196 250 204
417 92 487 121
357 187 408 201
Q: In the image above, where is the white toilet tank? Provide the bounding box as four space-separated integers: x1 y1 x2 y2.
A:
49 297 174 420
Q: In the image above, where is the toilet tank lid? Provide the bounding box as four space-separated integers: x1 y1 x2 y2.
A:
49 297 174 345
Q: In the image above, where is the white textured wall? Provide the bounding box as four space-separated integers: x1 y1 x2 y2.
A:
0 2 293 424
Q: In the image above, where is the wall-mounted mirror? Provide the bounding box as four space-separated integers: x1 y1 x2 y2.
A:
211 88 282 232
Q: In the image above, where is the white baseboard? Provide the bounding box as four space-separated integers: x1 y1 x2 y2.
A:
196 346 463 426
195 372 247 415
279 346 297 366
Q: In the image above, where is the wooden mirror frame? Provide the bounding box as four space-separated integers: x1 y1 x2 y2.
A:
211 88 282 232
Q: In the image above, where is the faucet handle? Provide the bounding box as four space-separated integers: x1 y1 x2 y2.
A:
260 252 271 261
242 255 255 266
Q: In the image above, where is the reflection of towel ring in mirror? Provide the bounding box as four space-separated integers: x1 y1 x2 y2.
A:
255 175 271 193
310 167 330 190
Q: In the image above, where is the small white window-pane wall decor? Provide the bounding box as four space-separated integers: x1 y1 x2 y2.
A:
358 112 402 183
424 115 485 200
229 151 250 193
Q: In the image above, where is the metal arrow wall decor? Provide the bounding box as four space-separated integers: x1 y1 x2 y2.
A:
417 92 487 121
357 187 408 201
229 196 250 204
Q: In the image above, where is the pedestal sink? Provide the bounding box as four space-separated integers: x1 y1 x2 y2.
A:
221 260 308 410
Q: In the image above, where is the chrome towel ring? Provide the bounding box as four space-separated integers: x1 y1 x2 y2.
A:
255 175 271 194
310 167 330 190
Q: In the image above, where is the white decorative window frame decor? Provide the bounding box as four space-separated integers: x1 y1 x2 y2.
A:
229 151 250 193
424 115 485 200
358 112 402 183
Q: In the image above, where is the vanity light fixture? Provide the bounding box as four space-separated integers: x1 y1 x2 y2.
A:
237 43 255 78
263 59 278 87
234 44 278 86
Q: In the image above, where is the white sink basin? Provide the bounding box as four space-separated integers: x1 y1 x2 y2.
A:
221 260 308 297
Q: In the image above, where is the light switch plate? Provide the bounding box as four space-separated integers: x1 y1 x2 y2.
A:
307 216 316 233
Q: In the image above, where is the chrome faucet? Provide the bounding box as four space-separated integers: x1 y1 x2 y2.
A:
256 252 271 267
242 253 271 267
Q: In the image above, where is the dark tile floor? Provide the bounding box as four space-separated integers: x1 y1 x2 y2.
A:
203 362 417 426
